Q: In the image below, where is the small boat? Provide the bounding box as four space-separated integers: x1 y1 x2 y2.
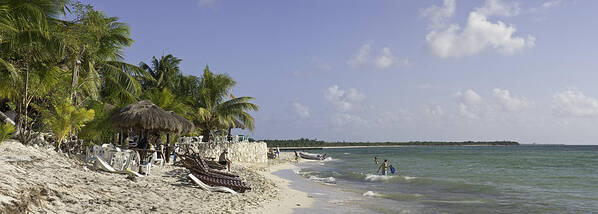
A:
299 152 328 160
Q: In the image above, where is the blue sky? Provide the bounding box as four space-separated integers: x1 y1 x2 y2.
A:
89 0 598 144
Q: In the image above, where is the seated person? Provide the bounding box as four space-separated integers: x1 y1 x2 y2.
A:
218 149 232 171
137 137 148 149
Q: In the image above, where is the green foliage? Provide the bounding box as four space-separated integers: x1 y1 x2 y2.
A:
0 123 15 144
78 101 117 145
193 66 259 141
40 98 95 149
139 54 183 91
145 88 191 116
263 139 520 148
0 1 258 149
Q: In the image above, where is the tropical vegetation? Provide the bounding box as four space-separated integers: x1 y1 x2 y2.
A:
0 1 258 150
263 138 520 148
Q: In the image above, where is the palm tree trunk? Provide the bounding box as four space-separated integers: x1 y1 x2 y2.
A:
165 133 170 163
71 57 79 102
201 129 210 142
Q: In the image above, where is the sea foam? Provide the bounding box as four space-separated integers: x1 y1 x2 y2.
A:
308 175 336 184
365 174 393 182
362 191 378 197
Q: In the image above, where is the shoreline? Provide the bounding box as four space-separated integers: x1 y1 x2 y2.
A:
249 162 314 214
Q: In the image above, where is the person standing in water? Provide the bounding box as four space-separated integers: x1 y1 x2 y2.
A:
389 164 396 174
377 159 388 175
374 157 379 165
294 151 299 163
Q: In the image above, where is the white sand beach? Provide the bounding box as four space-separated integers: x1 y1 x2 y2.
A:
0 140 312 213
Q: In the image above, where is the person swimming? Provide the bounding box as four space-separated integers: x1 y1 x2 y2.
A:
374 157 379 165
377 159 388 175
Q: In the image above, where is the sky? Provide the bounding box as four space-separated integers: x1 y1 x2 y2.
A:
88 0 598 144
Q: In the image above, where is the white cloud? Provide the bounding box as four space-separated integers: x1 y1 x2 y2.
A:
476 0 520 17
455 89 484 119
529 0 563 14
331 113 367 127
492 88 530 111
553 89 598 117
197 0 216 7
424 104 445 118
347 43 371 68
293 57 332 77
542 0 562 9
424 0 534 58
374 47 396 69
292 102 310 119
456 89 483 105
420 0 456 29
324 85 365 112
347 43 407 70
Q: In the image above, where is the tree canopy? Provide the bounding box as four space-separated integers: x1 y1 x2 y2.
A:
0 1 258 150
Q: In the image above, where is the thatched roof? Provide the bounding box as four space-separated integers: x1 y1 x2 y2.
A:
110 100 193 134
169 111 195 134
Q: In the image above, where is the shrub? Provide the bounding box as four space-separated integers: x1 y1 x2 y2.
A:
0 123 16 144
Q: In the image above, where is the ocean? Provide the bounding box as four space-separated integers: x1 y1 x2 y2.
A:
288 145 598 214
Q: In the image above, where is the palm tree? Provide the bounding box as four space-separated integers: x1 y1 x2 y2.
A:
56 5 144 106
145 88 191 117
139 54 183 92
194 66 258 142
0 0 69 144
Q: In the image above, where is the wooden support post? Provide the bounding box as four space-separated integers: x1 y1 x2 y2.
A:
165 133 171 163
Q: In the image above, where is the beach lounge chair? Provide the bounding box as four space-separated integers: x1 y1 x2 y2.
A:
188 174 237 194
189 172 250 193
180 156 241 181
179 155 251 193
205 159 227 170
193 155 240 178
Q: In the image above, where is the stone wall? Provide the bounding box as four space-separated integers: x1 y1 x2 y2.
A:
193 142 267 163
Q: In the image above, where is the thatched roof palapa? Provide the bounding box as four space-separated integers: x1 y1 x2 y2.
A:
169 111 195 134
110 100 193 134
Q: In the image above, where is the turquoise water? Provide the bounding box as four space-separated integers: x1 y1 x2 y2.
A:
296 146 598 213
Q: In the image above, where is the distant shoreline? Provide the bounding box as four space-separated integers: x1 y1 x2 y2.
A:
267 140 519 149
277 144 519 150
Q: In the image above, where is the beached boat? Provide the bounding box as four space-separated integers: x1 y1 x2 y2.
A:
299 152 327 160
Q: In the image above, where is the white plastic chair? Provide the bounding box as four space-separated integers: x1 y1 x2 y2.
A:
110 151 128 171
102 144 116 161
92 145 103 160
151 152 164 168
139 155 154 175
